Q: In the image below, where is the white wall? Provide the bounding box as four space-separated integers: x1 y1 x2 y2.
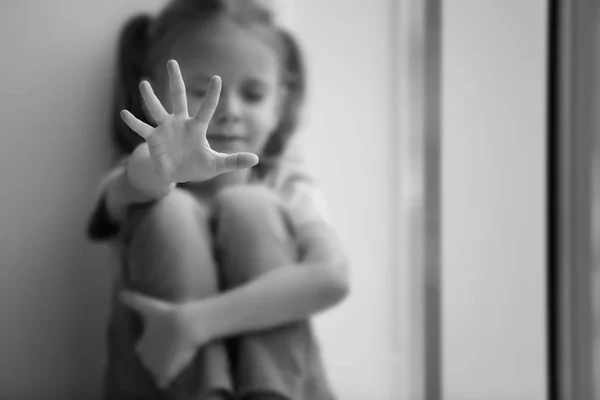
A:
0 2 165 398
0 1 397 399
441 1 548 399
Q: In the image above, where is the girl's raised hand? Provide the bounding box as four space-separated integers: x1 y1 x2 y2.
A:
120 59 259 184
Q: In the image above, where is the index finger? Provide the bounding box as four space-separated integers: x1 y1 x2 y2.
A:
193 76 221 125
140 81 169 124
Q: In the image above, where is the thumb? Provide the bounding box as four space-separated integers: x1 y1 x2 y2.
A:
214 151 259 173
120 291 166 315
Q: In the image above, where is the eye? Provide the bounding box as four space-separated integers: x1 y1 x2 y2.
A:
242 81 268 103
187 88 208 98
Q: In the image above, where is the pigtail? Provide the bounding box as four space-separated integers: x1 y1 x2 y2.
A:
257 28 306 175
111 14 153 156
279 29 306 132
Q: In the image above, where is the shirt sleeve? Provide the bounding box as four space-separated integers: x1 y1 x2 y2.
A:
284 177 333 231
284 177 348 266
86 160 127 241
270 155 347 266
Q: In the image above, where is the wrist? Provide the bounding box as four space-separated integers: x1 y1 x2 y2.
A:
126 143 175 198
180 300 218 345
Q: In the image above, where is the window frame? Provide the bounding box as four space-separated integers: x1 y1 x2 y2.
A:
549 0 597 398
392 0 442 399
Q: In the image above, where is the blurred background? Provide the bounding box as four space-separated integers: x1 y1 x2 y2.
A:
0 0 565 399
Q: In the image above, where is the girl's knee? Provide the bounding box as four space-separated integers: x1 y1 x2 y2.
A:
214 185 297 287
124 189 218 301
126 190 206 254
150 189 209 226
214 185 288 234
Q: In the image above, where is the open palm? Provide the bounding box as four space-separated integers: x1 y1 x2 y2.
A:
120 59 258 183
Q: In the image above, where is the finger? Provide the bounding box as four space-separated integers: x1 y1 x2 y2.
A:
136 342 163 374
158 370 175 389
154 364 172 390
119 290 167 314
163 355 193 389
138 353 169 389
167 60 188 116
140 80 170 124
120 110 153 139
214 151 259 173
193 76 221 125
158 375 171 390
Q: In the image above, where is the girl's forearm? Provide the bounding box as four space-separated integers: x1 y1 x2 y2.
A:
185 263 349 343
104 168 154 223
105 143 174 222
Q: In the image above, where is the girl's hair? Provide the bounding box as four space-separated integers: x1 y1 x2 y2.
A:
111 0 305 175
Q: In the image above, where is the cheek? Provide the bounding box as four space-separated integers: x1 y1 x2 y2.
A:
248 105 281 149
263 95 284 131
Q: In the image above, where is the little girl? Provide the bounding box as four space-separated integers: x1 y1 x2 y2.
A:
86 1 349 399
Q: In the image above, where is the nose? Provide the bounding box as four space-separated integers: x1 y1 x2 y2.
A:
213 91 242 125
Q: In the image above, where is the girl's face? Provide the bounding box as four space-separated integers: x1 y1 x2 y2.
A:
148 17 285 157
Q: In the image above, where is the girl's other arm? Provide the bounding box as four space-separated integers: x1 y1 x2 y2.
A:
88 143 175 241
182 178 350 341
184 225 349 343
105 143 175 223
121 225 349 345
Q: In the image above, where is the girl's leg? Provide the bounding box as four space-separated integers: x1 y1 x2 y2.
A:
105 189 232 400
212 185 335 400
